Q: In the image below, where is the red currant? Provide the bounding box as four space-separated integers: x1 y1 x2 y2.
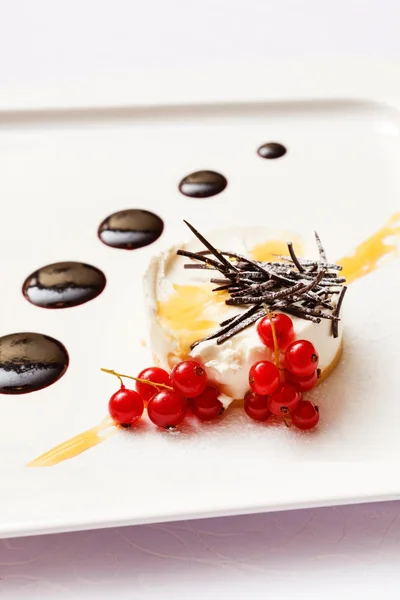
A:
249 361 280 396
190 385 223 421
285 340 319 377
268 383 301 416
108 386 144 426
292 400 320 430
244 391 271 421
147 390 187 428
171 360 207 398
285 369 318 392
136 367 172 403
257 313 294 350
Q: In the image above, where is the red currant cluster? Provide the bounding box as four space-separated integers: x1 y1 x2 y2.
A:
244 313 320 430
107 360 223 429
104 312 320 432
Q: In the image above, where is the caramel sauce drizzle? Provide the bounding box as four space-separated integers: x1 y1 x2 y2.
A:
338 212 400 284
28 215 400 467
27 417 116 467
157 283 227 359
250 237 303 262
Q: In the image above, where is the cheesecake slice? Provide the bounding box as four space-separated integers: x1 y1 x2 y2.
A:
144 224 345 405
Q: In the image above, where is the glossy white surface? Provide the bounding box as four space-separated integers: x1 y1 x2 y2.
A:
1 91 400 541
0 97 399 538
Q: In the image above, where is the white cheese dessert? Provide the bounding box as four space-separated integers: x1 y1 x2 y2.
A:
144 225 344 406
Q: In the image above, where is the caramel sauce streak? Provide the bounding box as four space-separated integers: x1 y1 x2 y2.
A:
157 283 227 358
251 238 303 262
27 417 116 467
339 212 400 284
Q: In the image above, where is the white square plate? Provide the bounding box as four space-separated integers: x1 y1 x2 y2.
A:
1 60 400 539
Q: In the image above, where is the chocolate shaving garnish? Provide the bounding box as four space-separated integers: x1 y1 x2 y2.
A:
210 278 233 285
302 292 334 310
280 308 321 324
212 284 236 292
287 302 337 320
183 263 213 270
219 314 240 327
190 304 262 349
287 241 304 272
212 250 271 274
216 309 265 344
177 249 227 272
237 272 266 280
332 285 347 338
220 314 239 327
183 220 236 271
275 257 342 271
226 280 307 305
314 231 327 263
179 222 346 345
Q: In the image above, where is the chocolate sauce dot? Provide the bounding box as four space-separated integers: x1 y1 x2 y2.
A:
257 143 287 159
178 171 227 198
98 209 164 250
0 332 69 394
22 262 106 309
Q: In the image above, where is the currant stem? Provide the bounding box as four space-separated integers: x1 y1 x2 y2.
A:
101 368 174 391
280 407 291 428
264 306 281 378
115 372 124 387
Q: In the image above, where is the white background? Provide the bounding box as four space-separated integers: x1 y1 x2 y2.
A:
1 0 400 597
1 0 400 89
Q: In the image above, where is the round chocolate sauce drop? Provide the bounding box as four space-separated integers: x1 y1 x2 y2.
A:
257 143 287 159
98 209 164 250
0 332 69 394
178 170 227 198
22 261 106 309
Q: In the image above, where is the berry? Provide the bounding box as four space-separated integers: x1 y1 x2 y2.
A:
244 391 271 421
249 361 280 396
292 400 320 430
136 367 172 403
257 313 294 350
190 386 223 421
171 360 207 398
285 340 319 377
285 369 318 392
108 386 144 426
268 383 301 416
147 390 187 428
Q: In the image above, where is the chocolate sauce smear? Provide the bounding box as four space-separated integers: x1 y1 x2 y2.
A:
98 209 164 250
257 143 287 159
178 171 227 198
23 262 106 309
0 332 69 394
